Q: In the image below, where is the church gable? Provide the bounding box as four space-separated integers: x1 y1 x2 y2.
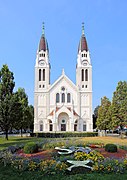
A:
49 74 78 106
49 73 77 93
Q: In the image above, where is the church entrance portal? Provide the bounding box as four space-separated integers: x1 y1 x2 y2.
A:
48 120 53 131
61 119 66 131
58 113 69 131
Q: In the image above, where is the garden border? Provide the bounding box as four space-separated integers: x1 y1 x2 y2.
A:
30 132 98 138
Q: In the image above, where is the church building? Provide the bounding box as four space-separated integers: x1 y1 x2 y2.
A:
34 24 93 132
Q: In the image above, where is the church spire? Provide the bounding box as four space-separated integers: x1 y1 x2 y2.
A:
78 23 88 52
39 22 49 52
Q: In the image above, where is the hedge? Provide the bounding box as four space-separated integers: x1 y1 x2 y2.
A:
30 132 98 138
105 144 118 153
24 142 39 154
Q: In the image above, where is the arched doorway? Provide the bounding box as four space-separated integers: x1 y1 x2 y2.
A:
61 119 66 131
58 112 69 131
74 120 78 131
39 120 43 132
48 120 53 131
83 121 86 131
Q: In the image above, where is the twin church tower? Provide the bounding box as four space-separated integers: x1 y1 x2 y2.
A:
34 23 93 132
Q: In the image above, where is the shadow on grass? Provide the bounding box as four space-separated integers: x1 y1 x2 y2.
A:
0 137 42 150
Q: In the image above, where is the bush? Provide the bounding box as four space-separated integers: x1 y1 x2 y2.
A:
74 151 104 162
93 158 126 173
105 144 117 153
24 142 38 154
8 146 19 154
30 132 98 138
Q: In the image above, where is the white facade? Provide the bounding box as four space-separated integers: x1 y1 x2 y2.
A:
34 25 93 132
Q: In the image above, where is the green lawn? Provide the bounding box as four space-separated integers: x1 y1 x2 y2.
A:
1 135 127 150
0 165 127 180
0 136 42 150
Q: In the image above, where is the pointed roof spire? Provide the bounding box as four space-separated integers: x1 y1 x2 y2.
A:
82 22 85 35
39 22 49 52
78 22 88 52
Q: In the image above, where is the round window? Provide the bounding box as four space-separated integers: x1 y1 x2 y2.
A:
61 87 65 91
62 119 65 124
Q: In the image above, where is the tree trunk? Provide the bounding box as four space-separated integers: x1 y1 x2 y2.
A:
104 129 107 136
21 127 23 137
5 129 8 140
120 126 124 139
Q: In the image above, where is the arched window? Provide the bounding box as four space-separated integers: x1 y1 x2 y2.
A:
85 69 88 81
83 121 86 131
62 93 65 103
39 69 41 81
56 93 59 103
40 124 43 131
74 120 78 131
81 69 84 81
43 69 45 81
83 124 86 131
67 93 71 103
49 120 53 131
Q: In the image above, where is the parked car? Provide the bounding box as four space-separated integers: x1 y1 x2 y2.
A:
0 131 4 135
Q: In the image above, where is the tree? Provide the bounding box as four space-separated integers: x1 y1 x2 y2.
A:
112 81 127 130
96 96 111 131
106 105 113 131
0 64 15 140
93 105 100 129
15 88 29 137
28 105 34 132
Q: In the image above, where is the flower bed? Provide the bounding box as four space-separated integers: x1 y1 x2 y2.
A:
87 144 104 148
1 141 127 175
17 146 127 160
97 148 127 159
16 149 54 160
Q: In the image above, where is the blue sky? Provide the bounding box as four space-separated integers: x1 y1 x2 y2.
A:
0 0 127 110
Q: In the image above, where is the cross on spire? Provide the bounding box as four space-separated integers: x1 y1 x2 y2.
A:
62 68 65 75
82 22 85 35
42 22 45 35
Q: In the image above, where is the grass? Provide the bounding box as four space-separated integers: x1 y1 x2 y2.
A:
79 136 127 146
0 136 42 150
0 165 127 180
0 136 127 150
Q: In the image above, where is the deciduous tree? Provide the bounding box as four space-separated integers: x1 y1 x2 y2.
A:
28 105 34 132
15 88 29 136
96 96 111 131
112 81 127 130
93 105 100 129
0 65 15 140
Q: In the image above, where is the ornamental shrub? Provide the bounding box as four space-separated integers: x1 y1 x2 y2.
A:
30 132 98 138
93 158 125 173
105 144 117 153
74 151 104 162
24 142 38 154
28 161 37 171
55 162 68 174
39 159 56 174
